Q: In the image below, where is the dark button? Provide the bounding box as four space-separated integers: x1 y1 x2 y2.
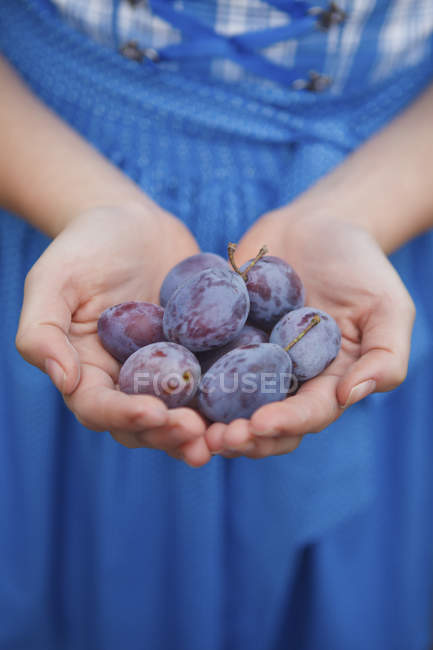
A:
126 0 148 7
120 41 160 63
120 41 144 62
292 70 332 92
310 2 347 30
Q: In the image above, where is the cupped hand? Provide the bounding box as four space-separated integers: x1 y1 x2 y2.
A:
16 203 211 467
206 208 415 459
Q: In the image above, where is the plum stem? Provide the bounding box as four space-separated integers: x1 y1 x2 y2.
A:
228 242 268 281
285 315 321 351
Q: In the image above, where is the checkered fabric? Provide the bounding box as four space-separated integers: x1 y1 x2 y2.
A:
51 0 433 91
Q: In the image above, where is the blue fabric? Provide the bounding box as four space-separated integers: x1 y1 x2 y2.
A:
148 0 318 86
0 1 433 648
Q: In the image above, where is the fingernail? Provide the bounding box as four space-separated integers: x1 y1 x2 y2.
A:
45 359 65 393
342 379 376 409
251 428 274 437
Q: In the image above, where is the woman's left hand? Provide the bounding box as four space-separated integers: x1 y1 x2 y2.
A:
206 207 415 459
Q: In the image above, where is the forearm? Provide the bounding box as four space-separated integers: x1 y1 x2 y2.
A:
0 55 156 238
291 81 433 254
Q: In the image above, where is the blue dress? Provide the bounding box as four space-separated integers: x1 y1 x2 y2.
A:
0 1 433 648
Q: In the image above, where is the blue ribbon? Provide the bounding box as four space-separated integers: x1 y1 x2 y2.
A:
147 0 318 85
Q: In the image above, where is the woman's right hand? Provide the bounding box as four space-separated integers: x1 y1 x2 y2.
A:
16 202 212 467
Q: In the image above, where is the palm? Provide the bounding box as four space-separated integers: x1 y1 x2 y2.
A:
240 214 394 385
278 220 378 383
62 206 196 385
66 212 178 379
206 212 414 457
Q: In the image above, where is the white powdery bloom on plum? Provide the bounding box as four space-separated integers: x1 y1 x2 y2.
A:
197 343 293 423
240 256 305 331
270 307 341 382
119 342 201 408
159 252 228 307
163 267 250 352
97 302 165 363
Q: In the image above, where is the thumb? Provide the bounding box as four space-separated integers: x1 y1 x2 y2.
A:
16 263 81 395
336 293 415 408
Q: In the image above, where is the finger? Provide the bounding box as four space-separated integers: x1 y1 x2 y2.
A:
250 373 341 437
110 410 206 452
244 434 303 458
137 408 207 449
221 420 299 457
219 450 242 458
220 434 303 459
336 293 415 407
65 363 168 432
205 422 227 452
110 430 153 449
221 419 251 450
16 262 80 394
179 436 212 468
109 431 202 461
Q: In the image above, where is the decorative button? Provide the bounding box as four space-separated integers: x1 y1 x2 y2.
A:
126 0 148 7
310 2 347 30
292 70 332 92
120 41 144 62
120 41 160 63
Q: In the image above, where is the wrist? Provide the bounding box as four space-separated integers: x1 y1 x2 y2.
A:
283 83 433 255
284 173 422 256
25 186 162 239
288 192 384 248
